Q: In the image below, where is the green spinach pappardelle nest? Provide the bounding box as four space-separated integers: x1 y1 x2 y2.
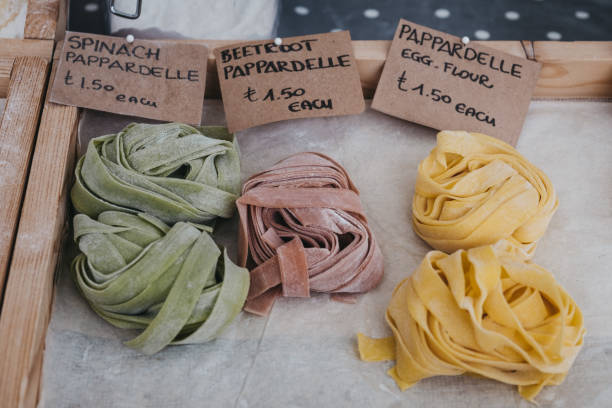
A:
71 211 249 355
71 122 241 225
70 123 248 354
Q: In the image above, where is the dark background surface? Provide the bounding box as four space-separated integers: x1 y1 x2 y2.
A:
69 0 611 40
277 0 612 41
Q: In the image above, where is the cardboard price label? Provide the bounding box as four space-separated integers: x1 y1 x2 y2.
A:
372 20 540 145
50 31 208 124
214 31 365 133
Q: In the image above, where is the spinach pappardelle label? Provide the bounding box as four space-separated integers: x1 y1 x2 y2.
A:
214 31 365 133
50 31 208 124
372 19 540 146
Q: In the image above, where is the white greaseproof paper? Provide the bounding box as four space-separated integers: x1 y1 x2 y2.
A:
40 100 612 408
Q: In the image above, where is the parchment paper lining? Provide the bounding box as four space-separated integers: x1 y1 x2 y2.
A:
40 100 612 408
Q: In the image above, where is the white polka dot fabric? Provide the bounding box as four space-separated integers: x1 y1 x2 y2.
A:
280 0 607 41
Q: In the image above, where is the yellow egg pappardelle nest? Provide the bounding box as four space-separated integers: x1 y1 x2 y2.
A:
413 130 558 257
358 241 585 402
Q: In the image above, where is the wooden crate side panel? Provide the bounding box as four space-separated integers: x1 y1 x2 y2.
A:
0 57 49 302
0 57 12 98
24 0 61 40
0 40 53 98
0 39 54 58
533 42 612 99
352 40 388 98
52 40 612 98
0 59 79 406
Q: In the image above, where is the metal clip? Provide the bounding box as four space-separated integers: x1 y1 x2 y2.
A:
110 0 142 20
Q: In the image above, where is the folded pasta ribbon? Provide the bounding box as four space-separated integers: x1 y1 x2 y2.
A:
237 152 384 316
71 211 250 354
71 123 241 225
357 242 585 402
413 130 558 257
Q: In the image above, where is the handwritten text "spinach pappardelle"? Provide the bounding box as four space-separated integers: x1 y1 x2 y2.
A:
218 39 353 79
64 34 201 81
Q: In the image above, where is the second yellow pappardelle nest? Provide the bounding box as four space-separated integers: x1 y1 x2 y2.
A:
358 241 585 402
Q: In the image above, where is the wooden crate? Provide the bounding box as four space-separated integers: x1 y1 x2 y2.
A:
0 39 53 305
0 0 61 308
0 39 610 408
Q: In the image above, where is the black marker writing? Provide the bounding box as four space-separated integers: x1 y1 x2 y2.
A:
67 34 160 60
220 39 319 63
222 55 352 80
397 78 496 127
63 70 158 109
288 99 332 112
455 103 495 126
443 62 493 89
397 70 409 91
397 24 522 79
64 52 200 82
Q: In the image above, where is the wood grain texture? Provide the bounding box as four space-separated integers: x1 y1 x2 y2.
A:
0 57 13 98
24 0 60 40
0 38 53 58
0 39 52 98
533 42 612 98
0 62 79 408
0 56 48 304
